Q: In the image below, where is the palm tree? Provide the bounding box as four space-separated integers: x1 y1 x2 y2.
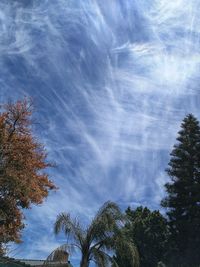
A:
46 201 139 267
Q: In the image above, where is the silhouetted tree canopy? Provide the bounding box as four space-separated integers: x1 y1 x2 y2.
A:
114 206 169 267
162 114 200 266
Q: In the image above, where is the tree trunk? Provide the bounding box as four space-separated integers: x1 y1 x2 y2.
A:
80 255 89 267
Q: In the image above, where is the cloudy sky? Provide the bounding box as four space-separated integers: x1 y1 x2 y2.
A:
1 0 200 265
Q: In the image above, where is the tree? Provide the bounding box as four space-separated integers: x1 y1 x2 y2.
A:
114 206 169 267
0 98 56 252
161 114 200 266
47 201 139 267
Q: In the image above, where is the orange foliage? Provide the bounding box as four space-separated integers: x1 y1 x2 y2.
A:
0 98 56 248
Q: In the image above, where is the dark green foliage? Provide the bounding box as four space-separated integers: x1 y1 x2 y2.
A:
161 114 200 266
113 245 134 267
114 206 169 267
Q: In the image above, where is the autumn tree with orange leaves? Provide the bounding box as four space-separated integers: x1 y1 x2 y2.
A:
0 98 56 254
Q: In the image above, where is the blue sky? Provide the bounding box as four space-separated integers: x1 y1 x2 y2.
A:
1 0 200 266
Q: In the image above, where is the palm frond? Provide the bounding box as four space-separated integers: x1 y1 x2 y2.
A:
94 202 122 222
87 202 123 244
44 244 77 265
54 212 71 235
114 234 140 267
91 247 116 267
51 202 139 267
54 212 85 246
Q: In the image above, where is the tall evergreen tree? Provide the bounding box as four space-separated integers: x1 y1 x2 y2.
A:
113 206 169 267
161 114 200 266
